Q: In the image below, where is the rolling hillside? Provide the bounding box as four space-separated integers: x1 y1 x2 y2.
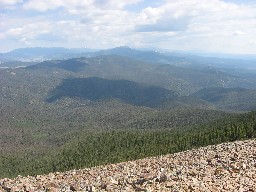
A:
27 55 256 95
192 87 256 111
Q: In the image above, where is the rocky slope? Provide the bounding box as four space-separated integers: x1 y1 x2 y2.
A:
0 139 255 192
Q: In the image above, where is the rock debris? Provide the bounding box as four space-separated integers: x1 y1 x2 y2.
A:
0 139 255 191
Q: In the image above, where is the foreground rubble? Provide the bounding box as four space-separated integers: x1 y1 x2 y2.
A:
0 139 255 192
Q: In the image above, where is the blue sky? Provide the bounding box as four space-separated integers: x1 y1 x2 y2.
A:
0 0 256 54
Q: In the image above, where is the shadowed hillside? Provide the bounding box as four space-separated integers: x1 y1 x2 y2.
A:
26 55 256 95
46 77 179 107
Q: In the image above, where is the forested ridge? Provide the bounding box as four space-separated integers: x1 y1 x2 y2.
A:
1 111 255 178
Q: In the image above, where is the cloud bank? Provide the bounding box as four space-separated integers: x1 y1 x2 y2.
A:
0 0 256 54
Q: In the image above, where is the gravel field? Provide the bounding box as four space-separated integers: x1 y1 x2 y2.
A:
0 139 255 192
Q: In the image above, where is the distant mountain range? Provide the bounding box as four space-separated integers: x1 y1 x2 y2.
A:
1 47 256 70
0 47 96 62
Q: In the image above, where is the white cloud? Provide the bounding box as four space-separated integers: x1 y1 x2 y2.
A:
23 0 66 11
94 0 142 9
0 0 23 9
1 0 256 54
233 30 244 36
20 37 31 45
7 27 23 36
0 33 5 40
132 0 256 53
23 0 141 12
136 0 230 32
0 0 22 5
4 22 52 43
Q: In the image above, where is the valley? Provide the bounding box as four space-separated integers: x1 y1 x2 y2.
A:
0 47 255 178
